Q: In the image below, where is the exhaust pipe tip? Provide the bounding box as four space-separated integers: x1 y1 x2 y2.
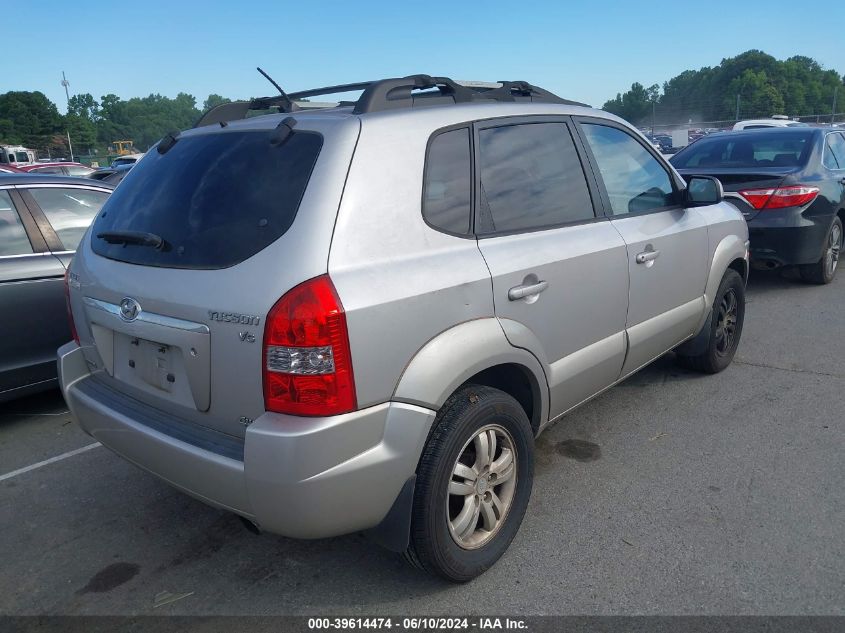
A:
238 515 262 535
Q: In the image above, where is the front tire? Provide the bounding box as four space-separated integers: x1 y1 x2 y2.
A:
677 269 745 374
405 385 534 582
800 217 842 285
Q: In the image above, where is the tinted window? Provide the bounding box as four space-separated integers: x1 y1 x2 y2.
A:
31 166 64 174
91 130 322 269
423 128 472 234
581 124 674 215
29 187 109 251
672 130 813 169
824 133 845 170
478 123 594 232
0 191 33 256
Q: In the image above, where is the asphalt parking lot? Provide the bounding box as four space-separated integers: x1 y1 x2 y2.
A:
1 269 842 617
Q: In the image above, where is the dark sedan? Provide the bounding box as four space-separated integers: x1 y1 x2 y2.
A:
0 175 113 402
671 128 845 284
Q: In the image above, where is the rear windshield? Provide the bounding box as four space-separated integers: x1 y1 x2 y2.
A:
90 129 323 269
672 131 814 169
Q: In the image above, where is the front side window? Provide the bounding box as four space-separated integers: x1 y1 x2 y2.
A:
28 187 109 251
0 191 33 256
478 122 594 233
423 128 472 234
581 123 674 215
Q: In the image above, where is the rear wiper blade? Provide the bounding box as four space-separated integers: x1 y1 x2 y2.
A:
97 230 165 249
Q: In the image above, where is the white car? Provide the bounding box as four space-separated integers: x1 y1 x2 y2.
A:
732 117 808 131
110 153 145 168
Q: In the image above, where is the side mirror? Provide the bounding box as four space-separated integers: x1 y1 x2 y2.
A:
685 175 723 206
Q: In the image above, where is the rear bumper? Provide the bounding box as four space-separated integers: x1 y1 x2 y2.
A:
747 209 832 267
58 342 436 539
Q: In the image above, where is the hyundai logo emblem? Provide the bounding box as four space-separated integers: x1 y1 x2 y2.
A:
119 297 141 322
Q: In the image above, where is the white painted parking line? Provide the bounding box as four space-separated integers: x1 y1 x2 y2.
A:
0 442 101 482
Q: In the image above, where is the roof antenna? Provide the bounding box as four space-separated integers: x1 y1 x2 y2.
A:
256 67 297 112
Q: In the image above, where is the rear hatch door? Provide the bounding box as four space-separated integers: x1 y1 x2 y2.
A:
70 116 359 439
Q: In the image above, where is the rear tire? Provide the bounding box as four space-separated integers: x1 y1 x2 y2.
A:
800 217 842 285
405 385 534 582
677 269 745 374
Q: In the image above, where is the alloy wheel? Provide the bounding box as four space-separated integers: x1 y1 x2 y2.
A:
825 222 841 279
447 425 518 549
714 288 738 357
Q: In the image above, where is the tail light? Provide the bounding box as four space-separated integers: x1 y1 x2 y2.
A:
263 275 356 416
738 185 820 210
64 268 80 345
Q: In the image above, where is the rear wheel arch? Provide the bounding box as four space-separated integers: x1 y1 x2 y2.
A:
392 319 549 433
459 363 542 436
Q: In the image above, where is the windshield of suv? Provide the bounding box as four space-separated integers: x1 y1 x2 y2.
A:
90 129 323 269
671 130 814 169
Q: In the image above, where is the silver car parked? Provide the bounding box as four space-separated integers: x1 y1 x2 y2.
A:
59 75 749 581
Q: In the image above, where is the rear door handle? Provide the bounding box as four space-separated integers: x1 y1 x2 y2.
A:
636 250 660 264
508 280 549 301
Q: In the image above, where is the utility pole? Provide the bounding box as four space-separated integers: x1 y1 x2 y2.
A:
735 94 741 122
60 71 74 161
833 86 839 125
66 132 74 164
61 71 71 104
651 100 656 136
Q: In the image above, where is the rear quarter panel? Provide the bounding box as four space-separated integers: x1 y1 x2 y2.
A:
328 110 496 410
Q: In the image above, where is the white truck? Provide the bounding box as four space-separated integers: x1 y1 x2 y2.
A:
0 145 37 166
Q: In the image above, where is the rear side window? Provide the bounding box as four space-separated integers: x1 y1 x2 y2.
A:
824 133 845 170
581 123 674 215
423 128 472 235
0 190 33 256
478 123 594 233
91 130 323 269
29 187 109 251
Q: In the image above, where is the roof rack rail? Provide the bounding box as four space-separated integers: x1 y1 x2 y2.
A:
194 74 588 128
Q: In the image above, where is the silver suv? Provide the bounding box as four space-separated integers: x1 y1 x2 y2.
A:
59 75 749 582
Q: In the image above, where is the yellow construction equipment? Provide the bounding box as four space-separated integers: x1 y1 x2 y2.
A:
111 140 135 155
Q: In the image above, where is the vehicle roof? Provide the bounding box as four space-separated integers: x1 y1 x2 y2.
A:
18 161 90 169
184 100 616 139
690 127 822 141
734 119 808 127
0 174 115 188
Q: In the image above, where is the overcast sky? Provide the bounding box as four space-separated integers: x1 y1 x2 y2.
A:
4 0 843 113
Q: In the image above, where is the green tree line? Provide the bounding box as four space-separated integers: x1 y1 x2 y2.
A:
603 50 844 126
0 90 231 157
